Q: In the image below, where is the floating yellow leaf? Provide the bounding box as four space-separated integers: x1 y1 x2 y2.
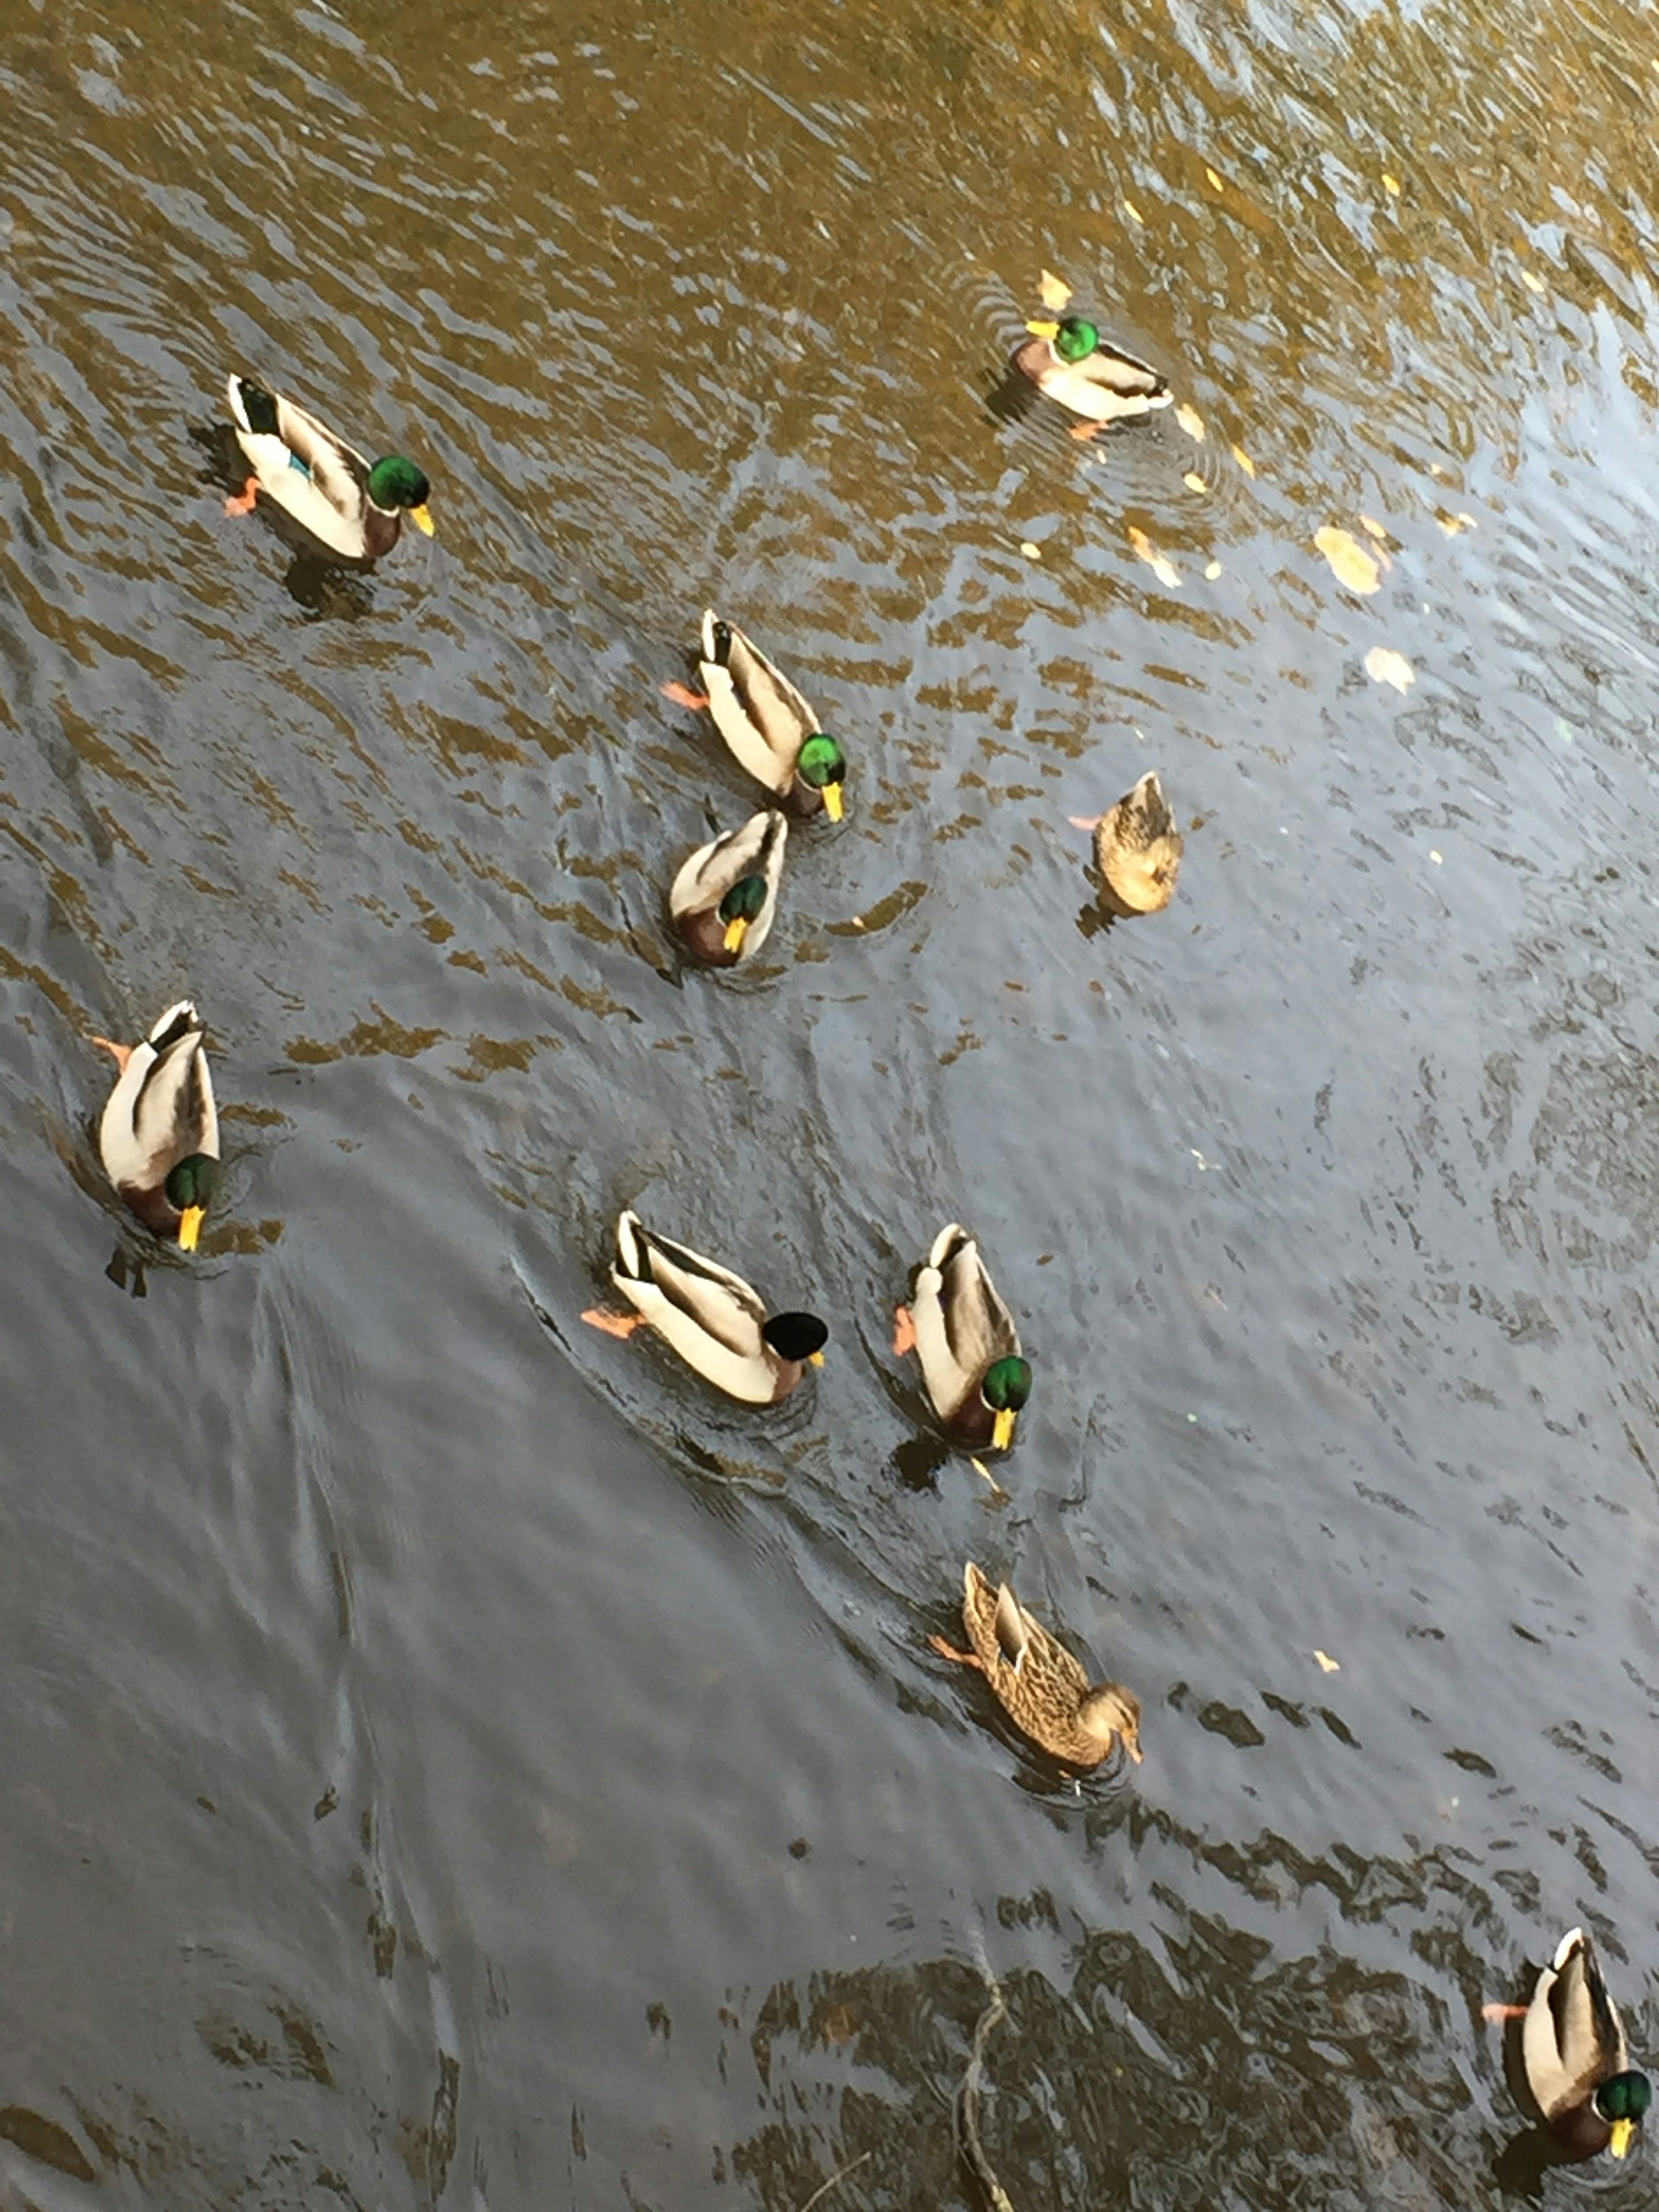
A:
1429 850 1443 864
1314 1649 1341 1673
1175 402 1206 442
1122 198 1144 226
1435 510 1478 537
1038 268 1073 311
1183 471 1207 493
1205 165 1224 191
1382 173 1401 196
1205 558 1223 579
1364 645 1415 692
1359 514 1389 543
1128 526 1180 588
1521 270 1547 294
1231 442 1257 477
1020 540 1042 560
1315 525 1382 595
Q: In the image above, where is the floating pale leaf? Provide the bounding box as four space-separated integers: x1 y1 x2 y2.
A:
1435 510 1478 537
1231 442 1257 477
1020 540 1042 560
1521 270 1547 294
1038 268 1073 311
1429 850 1443 864
1205 559 1223 579
1383 173 1401 196
1205 165 1224 191
1314 1649 1341 1673
1175 402 1207 442
1183 471 1207 493
1122 198 1144 226
1364 645 1415 692
1359 514 1389 543
1315 526 1382 594
1128 526 1180 588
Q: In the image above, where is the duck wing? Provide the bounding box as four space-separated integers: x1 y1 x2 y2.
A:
668 810 788 960
699 611 819 791
1527 1930 1629 2116
612 1212 783 1403
227 375 377 556
99 1001 218 1189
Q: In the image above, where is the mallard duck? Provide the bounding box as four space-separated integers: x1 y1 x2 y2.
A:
1485 1928 1651 2159
91 1000 220 1251
1013 315 1171 433
930 1562 1142 1767
582 1208 828 1404
661 610 847 820
223 374 434 560
893 1223 1030 1450
669 810 788 965
1070 771 1183 915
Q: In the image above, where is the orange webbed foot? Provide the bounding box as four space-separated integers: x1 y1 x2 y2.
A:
90 1035 133 1073
927 1634 981 1669
581 1308 647 1340
224 478 259 517
1068 422 1102 442
1481 2003 1527 2022
660 680 711 711
892 1303 916 1357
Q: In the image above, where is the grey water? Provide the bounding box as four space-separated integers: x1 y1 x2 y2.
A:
3 0 1659 2206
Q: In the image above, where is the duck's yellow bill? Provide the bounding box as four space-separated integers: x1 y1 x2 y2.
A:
722 915 749 954
410 503 435 537
178 1205 206 1253
1610 2120 1634 2159
992 1406 1017 1451
823 784 845 823
1026 319 1061 340
809 1350 826 1368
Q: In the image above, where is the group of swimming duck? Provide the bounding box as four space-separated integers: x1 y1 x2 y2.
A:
82 325 1649 2163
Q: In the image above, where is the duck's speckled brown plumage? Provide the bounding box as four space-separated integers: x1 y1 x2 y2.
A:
1091 771 1183 915
930 1562 1142 1769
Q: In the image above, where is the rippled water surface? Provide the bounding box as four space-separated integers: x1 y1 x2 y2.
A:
6 0 1659 2205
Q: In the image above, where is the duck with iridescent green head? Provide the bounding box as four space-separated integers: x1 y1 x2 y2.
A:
1484 1927 1652 2161
1013 315 1171 432
668 809 788 966
894 1223 1032 1452
662 610 849 821
223 373 434 560
92 1000 221 1252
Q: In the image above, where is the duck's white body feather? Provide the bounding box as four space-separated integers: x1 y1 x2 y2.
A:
96 1000 219 1230
668 810 788 964
611 1209 789 1404
226 374 390 560
912 1222 1020 1428
698 609 821 797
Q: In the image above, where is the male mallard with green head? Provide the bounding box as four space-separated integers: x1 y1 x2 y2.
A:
92 1000 220 1251
583 1209 828 1404
1013 315 1170 437
224 373 434 560
662 610 848 820
893 1223 1031 1451
930 1562 1142 1768
668 810 788 966
1485 1927 1652 2159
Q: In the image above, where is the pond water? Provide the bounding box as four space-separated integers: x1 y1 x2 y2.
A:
3 0 1659 2206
